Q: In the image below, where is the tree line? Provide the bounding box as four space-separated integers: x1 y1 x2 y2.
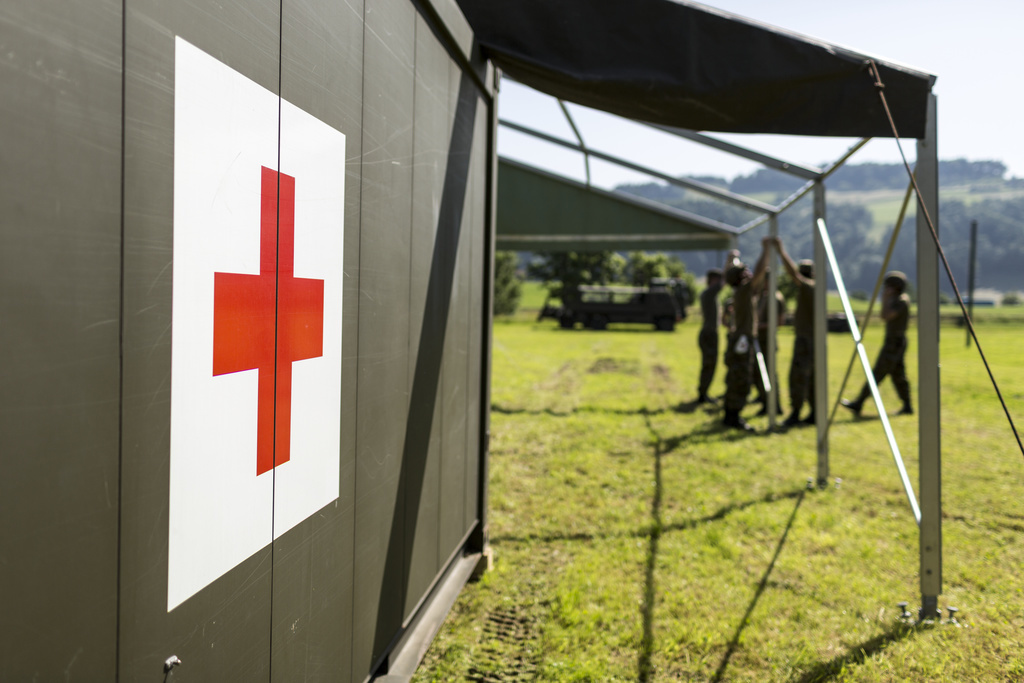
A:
617 160 1024 296
671 159 1013 196
498 160 1024 316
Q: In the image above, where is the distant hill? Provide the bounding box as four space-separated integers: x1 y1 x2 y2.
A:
616 160 1024 296
620 159 1019 197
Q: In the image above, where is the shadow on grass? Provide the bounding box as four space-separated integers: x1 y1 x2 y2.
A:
679 421 767 442
711 489 805 683
790 620 925 683
638 412 664 682
549 326 692 334
490 399 812 682
489 487 807 546
944 511 1024 534
491 403 672 418
661 488 805 535
672 399 722 415
832 410 910 425
636 417 807 682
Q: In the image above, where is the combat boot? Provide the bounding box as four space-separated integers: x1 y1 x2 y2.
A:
723 409 755 432
896 403 913 416
840 398 862 417
801 412 816 425
782 411 802 427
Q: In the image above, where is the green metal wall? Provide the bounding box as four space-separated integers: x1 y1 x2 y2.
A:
495 159 734 252
0 1 123 679
0 0 492 680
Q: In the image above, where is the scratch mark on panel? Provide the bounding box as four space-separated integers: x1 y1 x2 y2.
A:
63 646 83 682
83 318 117 331
147 260 173 295
213 152 244 210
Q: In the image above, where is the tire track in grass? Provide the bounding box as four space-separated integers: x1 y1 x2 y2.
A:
467 606 538 682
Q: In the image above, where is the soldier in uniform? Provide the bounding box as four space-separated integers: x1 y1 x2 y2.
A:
753 270 786 416
772 238 816 426
841 271 913 416
696 268 723 404
721 242 770 431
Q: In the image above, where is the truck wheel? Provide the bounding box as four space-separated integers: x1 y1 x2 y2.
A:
655 317 675 332
559 314 574 329
590 315 608 330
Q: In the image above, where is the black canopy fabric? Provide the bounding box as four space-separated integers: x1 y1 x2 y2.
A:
456 0 935 139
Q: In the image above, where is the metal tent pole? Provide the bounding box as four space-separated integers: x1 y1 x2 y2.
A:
498 119 775 214
966 219 977 347
556 100 591 186
813 182 829 485
767 215 779 428
917 93 942 619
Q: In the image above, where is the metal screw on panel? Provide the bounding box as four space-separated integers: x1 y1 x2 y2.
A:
947 606 959 622
164 656 182 674
897 601 911 619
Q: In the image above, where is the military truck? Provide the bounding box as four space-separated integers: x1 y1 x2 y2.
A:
541 280 687 331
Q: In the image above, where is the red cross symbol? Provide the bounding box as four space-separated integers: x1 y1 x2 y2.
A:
213 166 325 476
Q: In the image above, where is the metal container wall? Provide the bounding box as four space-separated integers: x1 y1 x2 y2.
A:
0 1 123 680
0 0 493 680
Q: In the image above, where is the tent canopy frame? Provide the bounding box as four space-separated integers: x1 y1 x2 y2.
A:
494 81 941 620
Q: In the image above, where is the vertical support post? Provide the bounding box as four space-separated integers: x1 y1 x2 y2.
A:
917 93 942 618
813 182 829 485
767 215 779 428
966 219 977 347
471 67 499 554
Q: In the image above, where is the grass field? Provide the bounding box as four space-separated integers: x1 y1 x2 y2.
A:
413 312 1024 682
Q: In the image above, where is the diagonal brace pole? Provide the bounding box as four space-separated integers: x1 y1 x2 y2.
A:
816 216 922 525
753 339 771 395
824 181 915 436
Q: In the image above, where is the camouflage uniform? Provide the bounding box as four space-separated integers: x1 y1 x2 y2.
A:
724 278 755 412
697 282 721 399
788 280 815 415
854 292 911 407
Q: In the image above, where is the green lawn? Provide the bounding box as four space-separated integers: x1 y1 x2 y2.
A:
415 316 1024 682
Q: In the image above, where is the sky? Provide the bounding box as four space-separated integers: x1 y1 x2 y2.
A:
497 0 1024 189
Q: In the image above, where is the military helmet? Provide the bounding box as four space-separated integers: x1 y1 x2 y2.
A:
706 267 723 280
725 264 746 286
798 259 813 278
884 270 907 291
